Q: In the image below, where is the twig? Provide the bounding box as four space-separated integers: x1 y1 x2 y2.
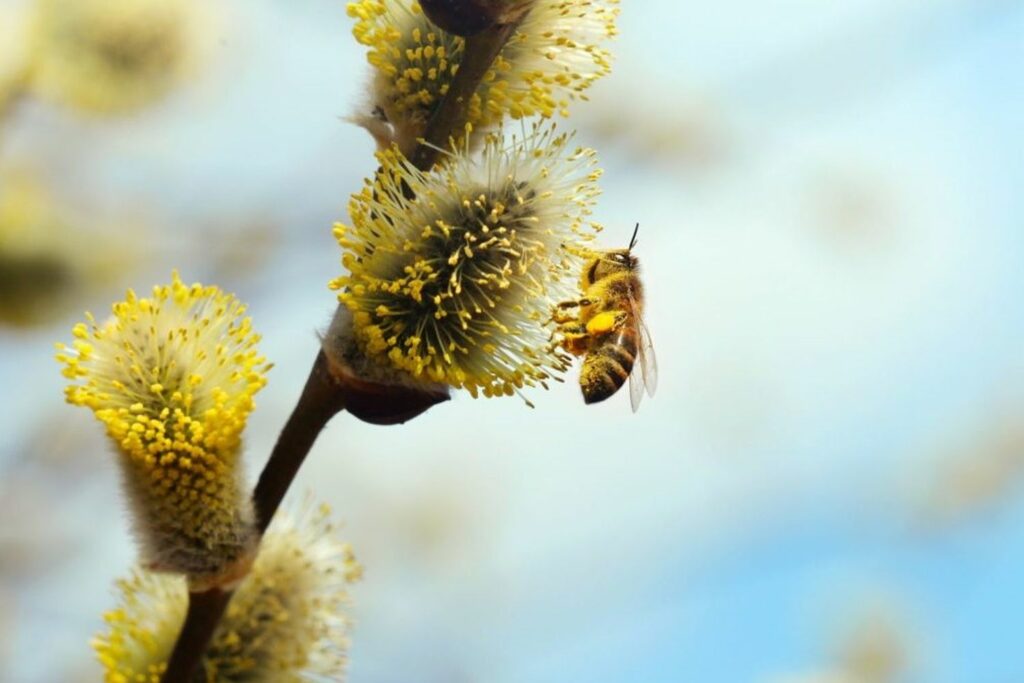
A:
159 14 526 683
160 589 233 683
252 350 347 533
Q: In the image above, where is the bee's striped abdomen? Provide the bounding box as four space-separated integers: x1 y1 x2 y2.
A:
580 323 638 404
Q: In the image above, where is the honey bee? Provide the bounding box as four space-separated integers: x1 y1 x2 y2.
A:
554 224 658 411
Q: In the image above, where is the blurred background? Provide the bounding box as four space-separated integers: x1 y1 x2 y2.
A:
1 0 1023 681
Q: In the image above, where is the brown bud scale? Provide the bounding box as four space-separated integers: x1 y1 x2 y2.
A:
419 0 497 36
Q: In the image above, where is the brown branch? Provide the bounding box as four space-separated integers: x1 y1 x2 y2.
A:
160 12 527 683
252 350 347 533
160 589 233 683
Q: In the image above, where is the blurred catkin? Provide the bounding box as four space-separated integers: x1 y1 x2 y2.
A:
28 0 203 114
0 167 131 327
0 4 30 117
0 169 78 326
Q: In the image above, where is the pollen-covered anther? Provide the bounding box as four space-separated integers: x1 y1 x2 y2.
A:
331 122 602 401
56 271 271 585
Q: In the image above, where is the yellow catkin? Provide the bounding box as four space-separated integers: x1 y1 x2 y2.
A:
347 0 618 149
56 272 271 583
330 123 603 398
93 505 362 683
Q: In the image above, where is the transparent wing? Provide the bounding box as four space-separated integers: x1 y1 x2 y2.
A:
629 356 645 412
638 315 658 397
628 299 658 413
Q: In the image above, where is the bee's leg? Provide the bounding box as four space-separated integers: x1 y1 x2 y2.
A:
550 310 576 325
553 321 590 356
557 298 592 308
585 309 628 336
549 298 591 324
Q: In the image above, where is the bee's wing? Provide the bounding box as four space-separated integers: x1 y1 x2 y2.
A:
629 357 646 412
638 314 658 397
628 299 658 413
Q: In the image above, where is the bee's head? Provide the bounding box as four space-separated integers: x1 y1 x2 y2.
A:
582 224 641 285
585 249 637 283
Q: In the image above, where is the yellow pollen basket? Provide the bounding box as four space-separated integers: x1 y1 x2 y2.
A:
586 311 619 335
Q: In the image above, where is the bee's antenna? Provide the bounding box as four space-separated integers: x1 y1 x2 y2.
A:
628 222 640 251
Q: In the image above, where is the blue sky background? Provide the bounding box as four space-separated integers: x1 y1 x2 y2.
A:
1 1 1022 681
